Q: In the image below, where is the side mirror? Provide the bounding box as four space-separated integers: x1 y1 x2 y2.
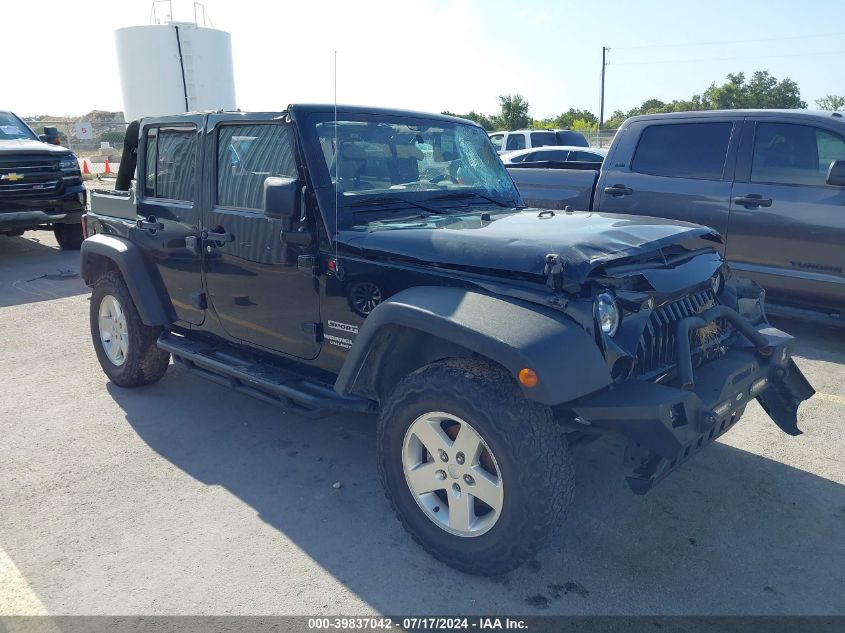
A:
41 126 61 146
826 160 845 187
263 176 301 221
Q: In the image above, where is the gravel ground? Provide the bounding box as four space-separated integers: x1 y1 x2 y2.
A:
0 231 843 616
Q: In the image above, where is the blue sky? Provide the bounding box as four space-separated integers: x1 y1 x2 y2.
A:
2 0 841 118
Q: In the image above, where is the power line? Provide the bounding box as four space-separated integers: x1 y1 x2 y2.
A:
614 31 844 51
611 49 845 66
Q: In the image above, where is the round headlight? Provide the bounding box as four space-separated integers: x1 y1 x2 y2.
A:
711 271 722 295
596 292 620 336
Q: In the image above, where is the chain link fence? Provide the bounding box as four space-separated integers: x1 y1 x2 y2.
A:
23 119 129 160
579 128 619 148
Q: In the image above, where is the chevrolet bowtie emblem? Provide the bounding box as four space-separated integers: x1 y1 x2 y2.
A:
1 173 24 182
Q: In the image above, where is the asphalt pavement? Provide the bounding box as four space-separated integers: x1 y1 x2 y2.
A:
1 231 843 616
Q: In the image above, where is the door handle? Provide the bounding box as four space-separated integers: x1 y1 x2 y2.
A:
734 194 772 208
202 229 234 246
603 185 633 196
136 216 164 232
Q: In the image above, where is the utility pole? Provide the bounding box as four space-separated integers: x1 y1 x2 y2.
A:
599 46 608 128
599 46 608 147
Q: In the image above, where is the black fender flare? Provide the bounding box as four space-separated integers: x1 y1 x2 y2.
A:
80 234 175 326
335 286 612 406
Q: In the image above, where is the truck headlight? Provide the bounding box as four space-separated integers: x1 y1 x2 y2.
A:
59 155 79 171
596 292 620 336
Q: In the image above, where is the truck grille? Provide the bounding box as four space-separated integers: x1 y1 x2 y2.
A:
0 154 62 196
635 289 731 379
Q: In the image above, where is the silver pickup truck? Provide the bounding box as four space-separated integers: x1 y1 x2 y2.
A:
508 110 845 325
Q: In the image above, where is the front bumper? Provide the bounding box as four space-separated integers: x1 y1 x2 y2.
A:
572 323 814 494
0 184 86 229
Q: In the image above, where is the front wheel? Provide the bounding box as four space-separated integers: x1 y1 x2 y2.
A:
377 358 574 575
53 222 84 250
90 271 170 387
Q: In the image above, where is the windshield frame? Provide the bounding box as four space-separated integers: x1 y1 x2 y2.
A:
296 108 521 234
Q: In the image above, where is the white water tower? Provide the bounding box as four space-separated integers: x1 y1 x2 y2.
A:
115 3 236 121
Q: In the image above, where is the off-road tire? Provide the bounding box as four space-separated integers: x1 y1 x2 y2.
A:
377 358 575 575
53 222 84 250
90 271 170 387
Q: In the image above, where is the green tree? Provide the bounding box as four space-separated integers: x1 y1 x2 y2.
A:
530 117 556 130
816 95 845 111
604 109 627 129
703 71 806 109
441 110 495 130
570 118 598 132
491 94 531 131
551 108 598 129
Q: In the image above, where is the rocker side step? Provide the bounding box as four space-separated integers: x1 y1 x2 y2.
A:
157 333 376 416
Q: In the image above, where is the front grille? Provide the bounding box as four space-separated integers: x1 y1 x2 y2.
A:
0 154 62 196
635 289 732 379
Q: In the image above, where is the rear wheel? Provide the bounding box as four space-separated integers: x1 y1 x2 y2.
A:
53 222 84 250
377 358 574 575
90 271 170 387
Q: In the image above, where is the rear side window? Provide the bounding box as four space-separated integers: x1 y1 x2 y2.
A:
751 122 845 186
217 123 298 210
529 150 568 162
572 150 602 162
505 134 526 151
632 122 732 180
143 126 197 201
556 130 588 147
530 131 557 147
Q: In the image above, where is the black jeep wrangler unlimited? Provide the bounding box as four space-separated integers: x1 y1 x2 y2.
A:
81 106 814 575
0 111 86 248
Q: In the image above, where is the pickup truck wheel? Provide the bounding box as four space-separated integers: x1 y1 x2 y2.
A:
53 223 84 250
377 358 574 575
90 271 170 387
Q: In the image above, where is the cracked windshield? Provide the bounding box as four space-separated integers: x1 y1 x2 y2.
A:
315 118 518 211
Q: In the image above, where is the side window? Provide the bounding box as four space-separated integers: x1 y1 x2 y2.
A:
530 150 566 162
508 153 528 163
217 123 298 210
506 134 526 151
144 129 157 197
818 129 845 175
529 131 557 147
142 126 197 202
572 150 602 162
632 122 733 180
489 134 504 151
751 122 845 186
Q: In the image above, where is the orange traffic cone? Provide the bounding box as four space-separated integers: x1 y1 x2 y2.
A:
104 159 112 174
82 160 90 175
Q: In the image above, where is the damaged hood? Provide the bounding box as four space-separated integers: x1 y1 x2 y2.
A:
341 208 721 284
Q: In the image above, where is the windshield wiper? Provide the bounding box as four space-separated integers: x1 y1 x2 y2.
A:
348 196 441 214
428 191 515 208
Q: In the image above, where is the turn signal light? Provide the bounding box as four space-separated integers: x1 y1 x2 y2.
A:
518 368 538 388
